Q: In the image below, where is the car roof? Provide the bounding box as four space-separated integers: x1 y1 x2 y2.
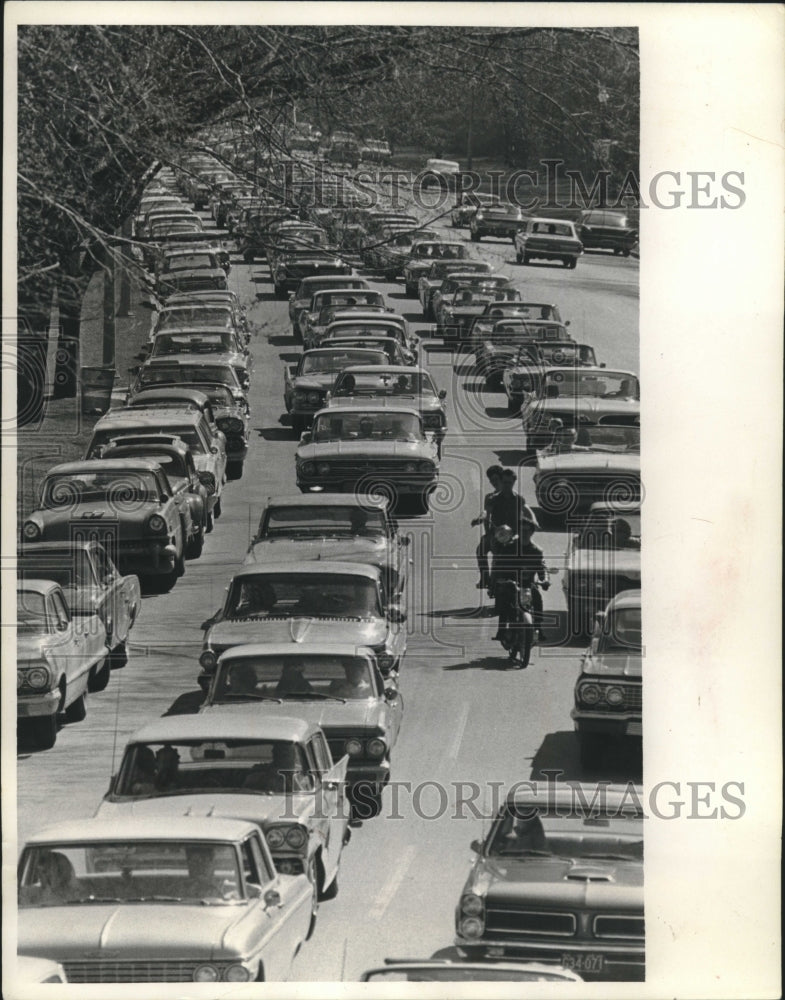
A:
527 216 576 226
545 366 638 378
604 589 642 611
95 410 201 428
44 458 163 474
152 327 233 337
130 388 211 404
218 642 376 661
505 781 645 815
314 402 421 417
263 493 389 510
103 438 190 457
232 560 381 580
338 365 425 376
24 816 259 847
17 578 61 596
143 356 235 369
127 709 318 744
18 540 103 555
588 501 641 515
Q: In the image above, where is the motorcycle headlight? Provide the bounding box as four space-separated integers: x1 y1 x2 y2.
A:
224 965 250 982
317 463 330 475
366 737 386 759
193 965 219 983
579 683 601 706
605 685 625 707
147 513 167 534
22 521 41 541
266 828 285 849
345 738 363 756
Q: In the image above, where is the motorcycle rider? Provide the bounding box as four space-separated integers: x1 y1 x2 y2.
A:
490 515 550 642
470 464 504 591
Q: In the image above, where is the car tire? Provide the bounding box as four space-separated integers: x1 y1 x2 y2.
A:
205 506 214 533
404 283 415 298
507 395 522 414
471 230 480 242
291 416 305 437
523 253 530 265
214 498 222 519
23 714 58 751
516 251 523 263
567 258 577 269
622 249 631 257
64 692 87 723
109 641 128 670
243 250 254 264
319 871 339 902
274 282 287 299
185 531 204 559
579 733 606 770
226 459 244 481
88 657 111 693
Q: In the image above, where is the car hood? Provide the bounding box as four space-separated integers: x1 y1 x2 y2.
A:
470 854 643 906
568 550 641 577
245 536 390 567
207 616 389 649
291 375 335 392
537 452 640 474
204 699 389 731
96 790 310 827
17 633 53 661
298 441 430 461
582 651 642 679
536 398 639 420
18 903 249 961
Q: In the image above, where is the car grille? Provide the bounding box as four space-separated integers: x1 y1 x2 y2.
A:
623 686 642 711
485 905 577 938
593 915 645 940
324 727 376 762
62 960 207 983
320 460 426 475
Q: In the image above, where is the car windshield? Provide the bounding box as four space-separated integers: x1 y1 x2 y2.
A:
529 220 575 236
299 280 365 300
40 471 160 508
164 253 214 271
225 573 382 620
578 425 640 451
90 426 204 456
19 840 242 906
577 513 641 549
301 350 383 374
585 212 628 228
487 807 643 860
139 365 238 389
157 308 232 329
213 653 376 703
16 590 49 632
151 334 232 356
314 292 383 311
413 244 465 260
311 411 422 443
543 371 640 400
176 383 235 406
109 450 187 480
262 503 386 538
454 287 518 307
333 370 435 397
432 261 490 279
601 607 643 651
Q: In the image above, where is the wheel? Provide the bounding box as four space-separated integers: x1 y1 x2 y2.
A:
404 284 415 298
516 251 523 263
64 692 87 723
274 283 287 299
579 733 606 769
109 641 128 669
291 416 305 437
319 871 339 902
523 253 530 265
515 625 534 669
384 270 397 282
470 230 480 242
214 497 222 519
22 714 58 750
243 250 254 264
185 530 204 559
567 258 577 269
175 552 186 577
205 506 214 533
88 657 111 693
622 249 631 257
226 459 244 481
507 395 522 414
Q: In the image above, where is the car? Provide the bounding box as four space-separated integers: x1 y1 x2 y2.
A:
360 958 583 982
450 191 504 228
563 504 641 635
318 335 411 367
100 436 212 553
503 343 598 411
130 356 246 409
244 493 410 599
323 316 419 364
152 302 243 339
454 782 644 981
156 249 226 296
85 406 227 515
14 956 68 984
301 289 387 350
16 579 108 749
17 540 141 682
422 158 460 188
435 280 522 344
238 206 297 263
522 367 640 451
359 138 391 163
202 643 403 817
23 459 189 589
533 423 641 519
157 266 229 294
514 217 584 268
402 241 469 297
329 365 447 457
283 346 388 434
476 320 575 386
419 261 494 320
572 590 642 765
288 275 368 340
578 209 638 255
296 404 439 511
163 288 250 339
18 815 314 982
366 227 441 279
269 249 352 299
145 328 251 390
199 562 407 682
470 201 525 241
467 300 565 353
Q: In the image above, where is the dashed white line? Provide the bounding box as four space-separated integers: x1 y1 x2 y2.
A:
447 702 470 760
369 845 417 920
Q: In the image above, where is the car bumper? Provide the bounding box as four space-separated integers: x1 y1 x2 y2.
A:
455 937 644 981
17 691 61 718
297 474 437 495
518 243 583 260
116 543 178 575
476 223 521 237
572 710 642 738
224 436 249 460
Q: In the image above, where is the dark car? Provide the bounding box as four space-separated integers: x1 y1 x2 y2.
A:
578 210 637 256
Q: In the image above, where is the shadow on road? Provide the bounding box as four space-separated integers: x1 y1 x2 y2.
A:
256 425 295 441
163 690 205 716
268 334 296 346
442 655 510 672
529 730 642 783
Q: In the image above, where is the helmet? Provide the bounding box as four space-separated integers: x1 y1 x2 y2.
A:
494 524 515 545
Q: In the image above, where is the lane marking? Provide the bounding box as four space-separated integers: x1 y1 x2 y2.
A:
447 702 470 760
369 845 417 920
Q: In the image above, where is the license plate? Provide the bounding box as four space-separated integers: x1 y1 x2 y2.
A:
626 721 642 736
561 952 604 974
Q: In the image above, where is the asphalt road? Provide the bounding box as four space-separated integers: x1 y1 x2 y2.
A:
16 215 639 981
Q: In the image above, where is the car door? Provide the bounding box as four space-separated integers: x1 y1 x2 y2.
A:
308 735 349 885
91 544 128 647
51 589 96 695
377 666 404 748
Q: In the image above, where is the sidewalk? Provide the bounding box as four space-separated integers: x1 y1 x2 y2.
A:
16 270 150 526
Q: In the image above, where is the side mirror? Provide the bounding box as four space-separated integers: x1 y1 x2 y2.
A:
197 471 216 493
299 431 311 444
200 610 222 631
246 882 263 899
438 389 447 400
263 888 282 909
470 839 483 853
388 606 407 624
384 686 398 701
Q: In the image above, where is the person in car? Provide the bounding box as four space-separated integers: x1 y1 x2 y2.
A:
329 660 372 699
275 659 314 696
243 743 308 792
34 851 78 904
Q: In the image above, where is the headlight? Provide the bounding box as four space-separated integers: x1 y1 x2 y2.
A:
419 461 434 472
307 391 321 406
199 649 218 670
459 916 484 939
579 683 601 706
25 666 51 690
193 965 219 983
461 894 484 916
404 461 417 473
147 513 167 534
286 826 307 849
576 577 589 592
366 737 386 758
300 462 316 476
345 738 363 756
422 414 442 428
605 685 625 706
266 828 285 849
294 391 307 404
22 521 41 541
317 462 330 475
218 417 244 433
224 965 250 982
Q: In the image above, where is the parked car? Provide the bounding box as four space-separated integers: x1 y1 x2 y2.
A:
578 209 637 255
283 347 388 435
367 228 440 280
23 459 189 589
203 643 403 817
319 335 411 367
130 357 246 410
296 404 439 512
572 590 642 765
152 302 243 340
470 202 525 241
323 317 418 364
17 540 141 681
199 562 407 682
16 579 108 749
360 959 583 982
422 158 460 188
288 275 369 340
157 266 229 294
514 217 584 268
164 289 250 339
455 782 644 981
244 493 410 600
270 250 352 299
18 816 313 982
451 191 503 228
533 423 641 519
563 503 641 635
402 241 469 297
419 261 494 320
329 365 447 457
238 206 297 263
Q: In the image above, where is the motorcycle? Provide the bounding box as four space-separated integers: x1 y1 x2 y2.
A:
489 524 549 668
